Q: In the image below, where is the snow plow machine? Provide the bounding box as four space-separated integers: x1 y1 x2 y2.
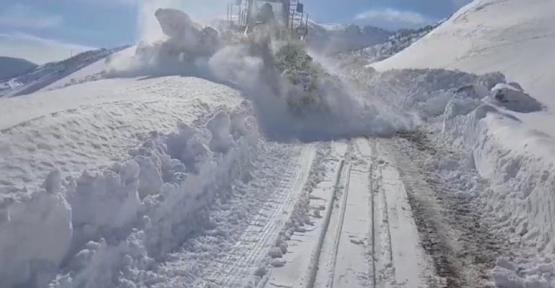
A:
226 0 309 40
136 0 310 62
135 1 328 116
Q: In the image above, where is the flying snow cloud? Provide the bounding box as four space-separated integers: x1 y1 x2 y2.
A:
355 8 432 29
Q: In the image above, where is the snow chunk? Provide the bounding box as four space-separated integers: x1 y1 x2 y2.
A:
67 160 141 244
0 173 72 287
207 111 234 154
490 83 544 113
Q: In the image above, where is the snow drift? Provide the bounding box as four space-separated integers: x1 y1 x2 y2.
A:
440 99 555 287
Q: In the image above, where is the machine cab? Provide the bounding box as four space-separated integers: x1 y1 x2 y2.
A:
226 0 309 39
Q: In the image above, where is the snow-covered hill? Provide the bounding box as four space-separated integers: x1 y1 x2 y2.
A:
337 23 439 64
373 0 555 108
210 18 393 56
306 20 392 55
0 46 128 98
0 56 37 80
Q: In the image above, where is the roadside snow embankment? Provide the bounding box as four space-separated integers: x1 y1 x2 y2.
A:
339 58 555 286
0 107 260 287
443 101 555 286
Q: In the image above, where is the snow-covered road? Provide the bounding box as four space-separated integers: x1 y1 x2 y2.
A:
262 138 437 288
0 61 517 288
4 1 555 285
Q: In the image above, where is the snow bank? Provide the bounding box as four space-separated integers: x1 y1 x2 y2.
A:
441 104 555 287
362 0 555 283
0 173 72 288
0 104 260 287
0 76 243 195
337 61 506 121
490 83 544 113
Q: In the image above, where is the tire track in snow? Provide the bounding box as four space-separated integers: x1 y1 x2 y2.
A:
263 138 438 288
390 133 502 288
263 141 349 288
306 138 434 288
199 145 317 287
321 138 373 288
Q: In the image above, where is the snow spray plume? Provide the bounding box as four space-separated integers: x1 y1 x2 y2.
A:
207 40 414 142
138 0 183 42
137 0 218 42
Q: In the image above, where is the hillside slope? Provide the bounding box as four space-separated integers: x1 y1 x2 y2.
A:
306 20 392 55
0 47 127 98
372 0 555 109
0 56 37 80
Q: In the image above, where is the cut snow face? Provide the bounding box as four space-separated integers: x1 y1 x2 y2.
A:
0 106 260 287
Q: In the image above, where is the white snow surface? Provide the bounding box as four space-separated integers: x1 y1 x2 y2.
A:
0 74 255 287
372 0 555 107
0 76 243 196
4 1 555 286
363 1 555 286
0 22 412 286
336 54 555 286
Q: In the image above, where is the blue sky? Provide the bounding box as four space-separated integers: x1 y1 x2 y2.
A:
0 0 471 51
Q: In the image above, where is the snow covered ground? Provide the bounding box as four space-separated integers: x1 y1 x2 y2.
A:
366 0 555 286
2 0 555 287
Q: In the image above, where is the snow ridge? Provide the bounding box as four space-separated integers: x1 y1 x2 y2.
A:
0 106 261 287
